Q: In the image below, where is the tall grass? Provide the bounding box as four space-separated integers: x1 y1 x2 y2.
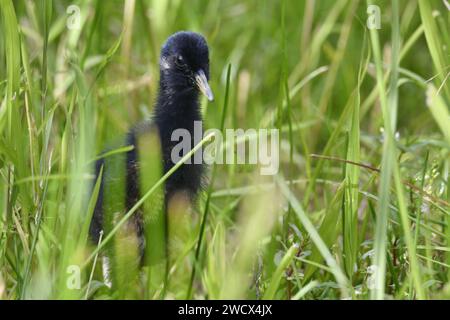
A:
0 0 449 300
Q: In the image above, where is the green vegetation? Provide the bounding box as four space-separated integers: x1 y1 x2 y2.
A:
0 0 449 299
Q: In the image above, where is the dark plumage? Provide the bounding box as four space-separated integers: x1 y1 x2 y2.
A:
89 31 213 263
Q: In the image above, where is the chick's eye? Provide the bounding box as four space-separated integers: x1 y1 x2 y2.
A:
174 55 186 68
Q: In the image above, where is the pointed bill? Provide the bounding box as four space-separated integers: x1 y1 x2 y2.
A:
195 69 214 101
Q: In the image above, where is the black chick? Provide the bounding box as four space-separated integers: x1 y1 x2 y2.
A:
89 31 213 264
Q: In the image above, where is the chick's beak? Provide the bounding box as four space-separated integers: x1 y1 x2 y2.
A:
195 69 214 102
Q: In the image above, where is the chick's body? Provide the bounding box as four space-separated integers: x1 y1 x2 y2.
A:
90 32 213 265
